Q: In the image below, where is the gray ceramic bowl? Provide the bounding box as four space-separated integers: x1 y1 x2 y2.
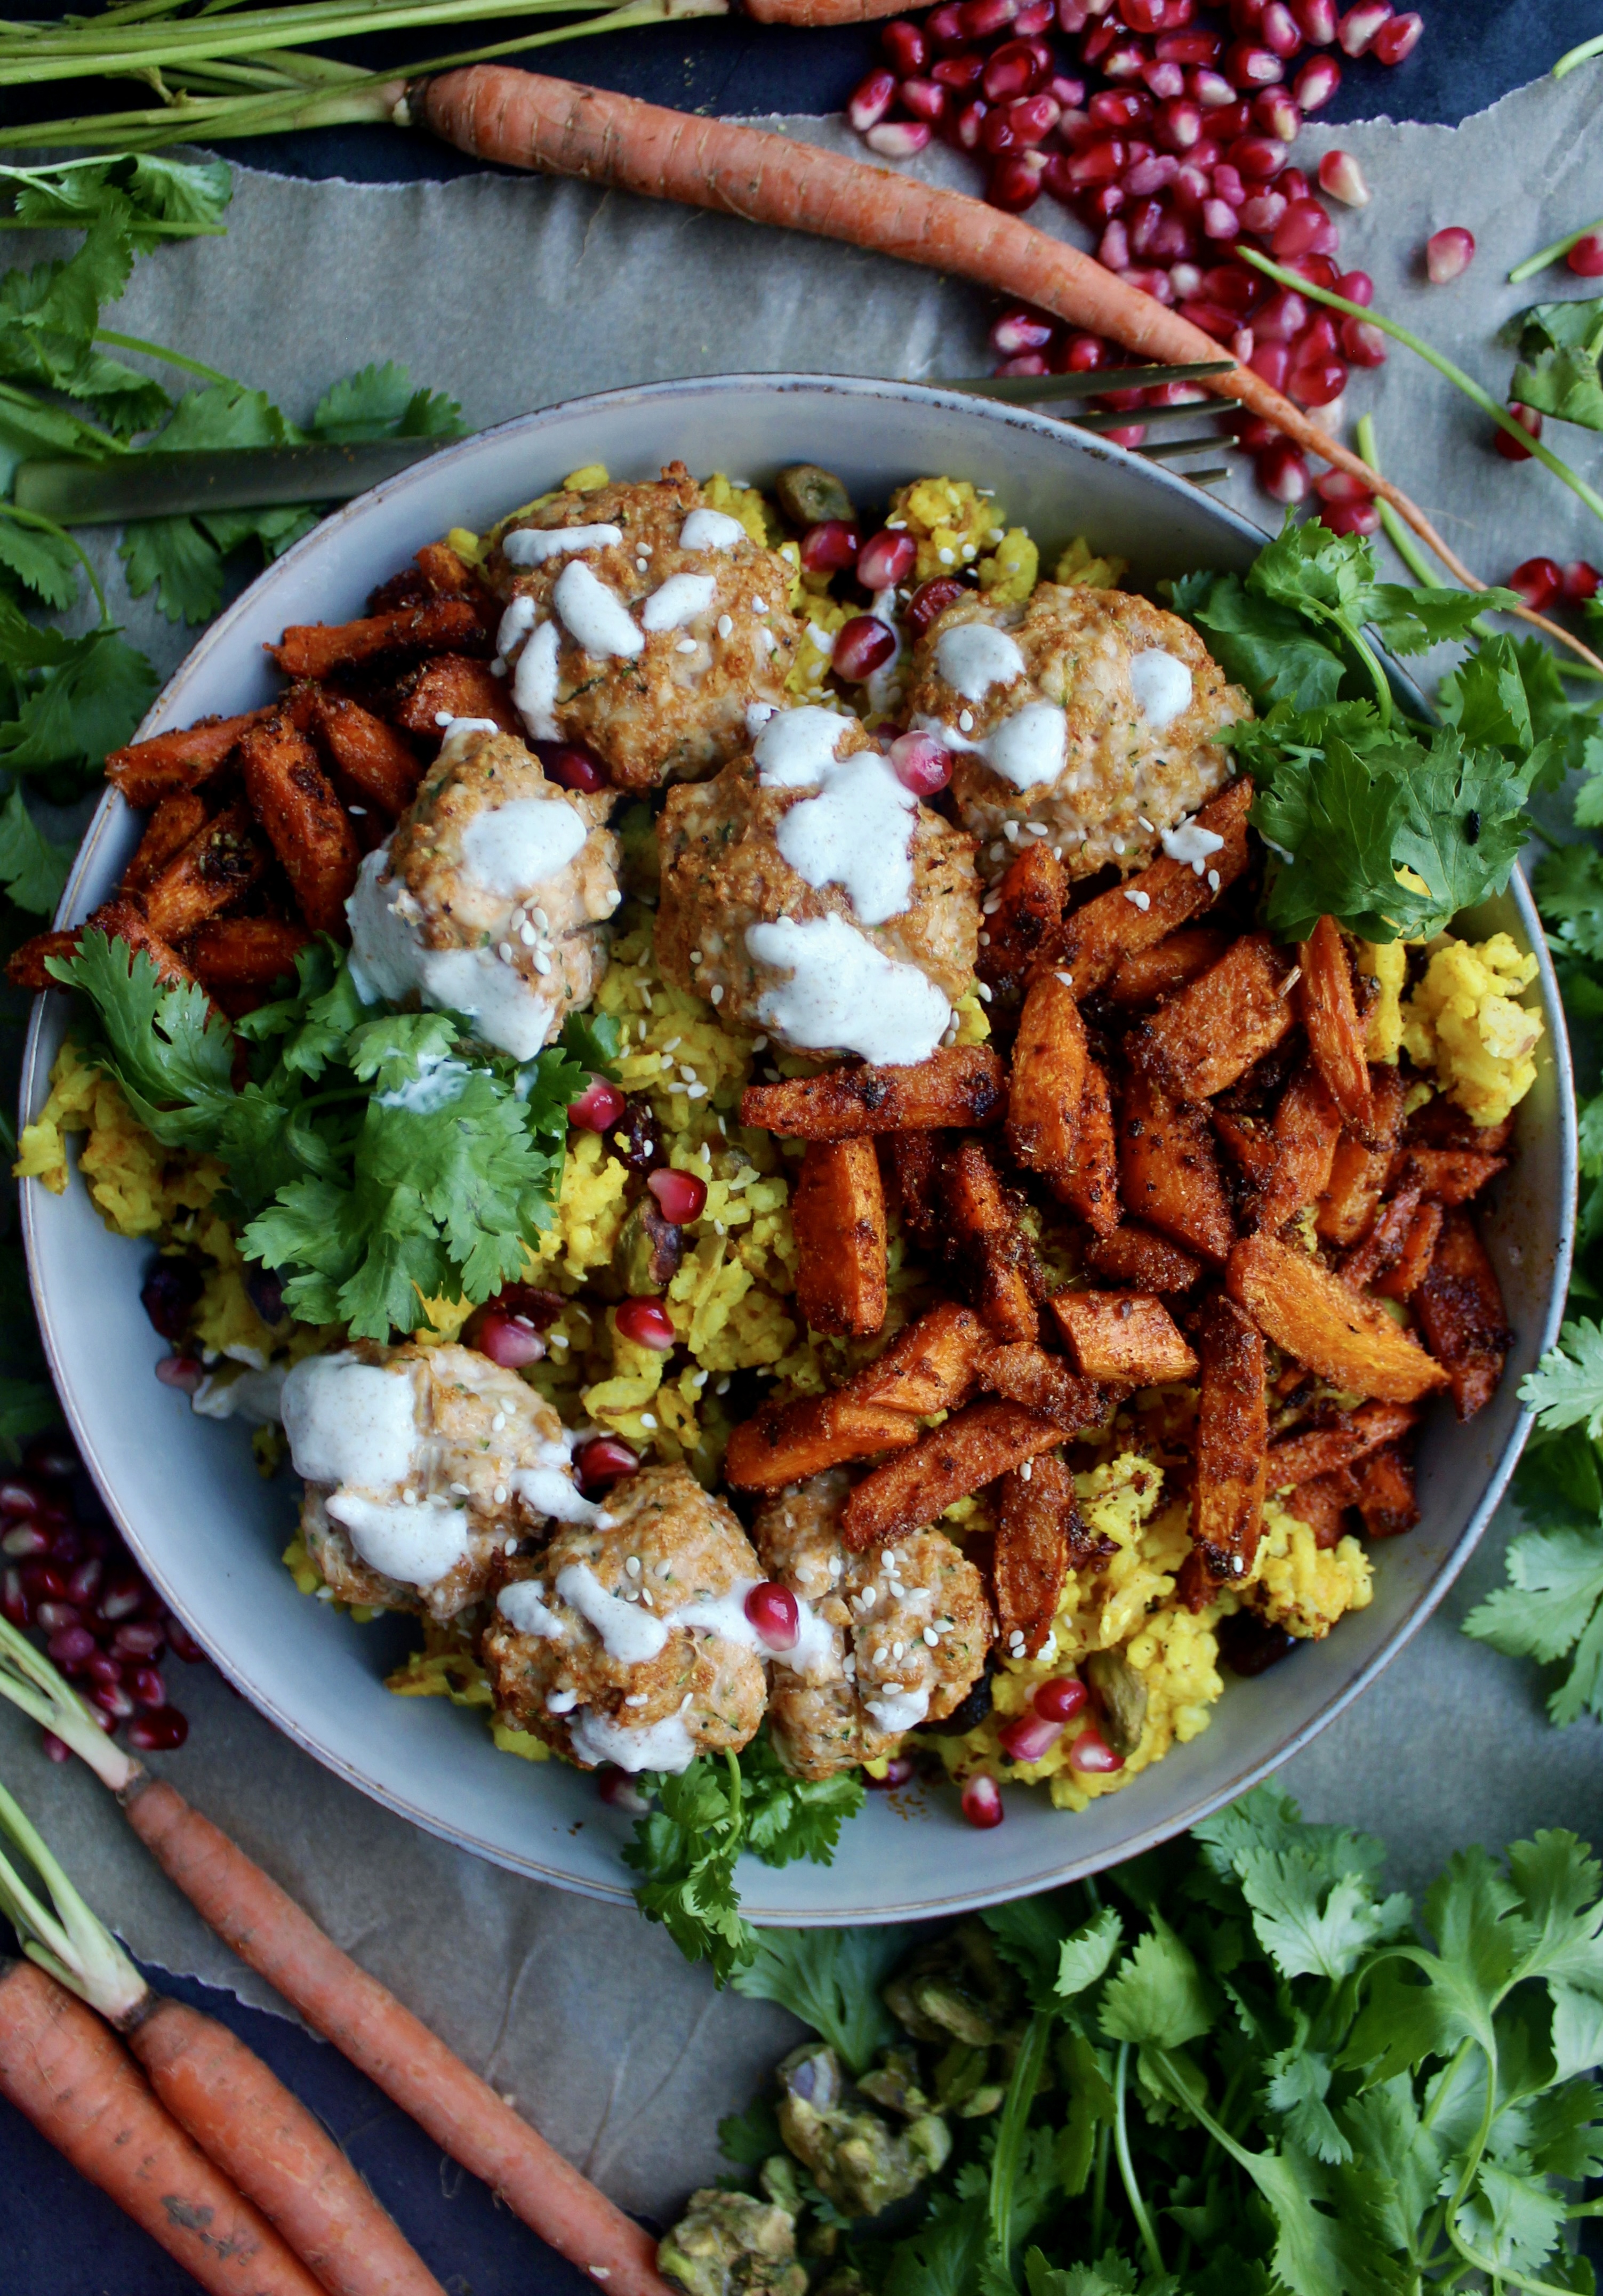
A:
19 376 1577 1921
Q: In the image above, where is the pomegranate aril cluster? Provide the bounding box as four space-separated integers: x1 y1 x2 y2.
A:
1 1432 199 1755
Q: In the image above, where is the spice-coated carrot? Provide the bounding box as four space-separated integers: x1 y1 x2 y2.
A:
120 1775 676 2296
0 1957 327 2296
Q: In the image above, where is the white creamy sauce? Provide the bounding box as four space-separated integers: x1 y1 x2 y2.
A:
502 523 623 567
497 1580 567 1640
375 1053 471 1115
460 796 587 900
936 621 1025 702
346 847 559 1062
557 1562 669 1665
496 593 538 659
753 707 852 789
510 1460 603 1525
1160 815 1226 873
982 700 1069 790
329 1491 471 1590
282 1352 420 1491
671 1575 839 1677
191 1363 286 1425
679 507 747 552
552 559 643 659
435 715 503 747
774 750 916 927
1129 647 1194 730
863 1686 931 1733
746 914 951 1066
568 1706 697 1775
546 1687 579 1714
640 572 716 633
512 618 562 742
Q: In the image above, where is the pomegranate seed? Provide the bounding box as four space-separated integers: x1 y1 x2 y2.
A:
477 1310 546 1369
43 1731 71 1761
66 1557 102 1605
23 1563 67 1603
880 18 928 72
989 151 1048 208
1102 422 1149 445
1568 234 1603 278
994 352 1048 375
1290 355 1348 407
1508 557 1563 612
1291 0 1336 35
1260 0 1302 53
1318 149 1369 206
1008 91 1062 142
1292 52 1340 105
1 1568 28 1628
866 120 932 158
857 530 919 594
1099 218 1132 268
983 35 1046 98
1057 331 1109 370
1211 162 1246 205
1180 296 1240 336
1335 267 1373 304
1070 173 1125 216
0 1523 47 1559
928 1 965 45
1494 403 1542 462
799 519 862 574
47 1624 97 1668
1562 561 1601 604
1124 152 1181 195
900 78 949 125
1249 338 1292 388
848 68 897 131
1319 499 1380 535
888 731 953 796
155 1356 203 1395
1201 197 1241 238
1273 200 1339 258
165 1616 205 1664
111 1620 165 1658
567 1077 626 1133
961 1773 1005 1827
832 614 901 679
1253 87 1300 138
1370 8 1420 61
998 1710 1064 1763
960 0 1019 34
1033 1674 1089 1722
1229 133 1290 180
1142 55 1186 97
933 51 985 86
1070 134 1129 184
1235 413 1281 450
1297 311 1338 359
907 583 968 647
1425 226 1475 283
1189 65 1235 105
865 1753 917 1788
1016 0 1054 25
1337 0 1390 54
1341 316 1386 366
129 1663 168 1709
35 1600 79 1633
1257 441 1310 500
647 1169 708 1225
26 1436 79 1483
1118 265 1174 300
574 1436 640 1491
1223 39 1283 86
85 1651 123 1689
1155 95 1204 149
1069 1726 1125 1774
1119 0 1166 27
744 1580 800 1650
1082 18 1121 63
1050 71 1088 104
1230 0 1265 27
0 1480 43 1518
1102 39 1150 80
1278 165 1313 203
1241 190 1288 234
128 1707 189 1751
990 307 1054 356
1156 27 1221 59
1315 467 1373 503
596 1765 651 1812
1170 260 1204 298
539 744 605 792
614 1298 676 1351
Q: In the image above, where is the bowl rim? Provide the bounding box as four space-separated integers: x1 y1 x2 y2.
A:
18 372 1580 1919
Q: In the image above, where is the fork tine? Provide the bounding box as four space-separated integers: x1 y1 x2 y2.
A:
947 358 1235 404
1132 433 1237 460
1065 399 1230 431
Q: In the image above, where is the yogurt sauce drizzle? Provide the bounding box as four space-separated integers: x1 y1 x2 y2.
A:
496 593 538 659
347 846 560 1061
556 1562 669 1665
746 913 951 1065
936 621 1026 701
753 706 853 788
916 697 1068 791
327 1491 470 1589
679 507 748 552
1160 813 1225 873
569 1707 696 1773
552 559 643 659
459 795 587 900
1129 648 1193 730
513 619 562 742
774 749 917 926
640 572 716 633
501 523 623 567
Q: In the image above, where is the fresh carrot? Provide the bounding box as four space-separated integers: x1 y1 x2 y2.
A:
121 1775 677 2296
410 63 1603 669
0 1956 327 2296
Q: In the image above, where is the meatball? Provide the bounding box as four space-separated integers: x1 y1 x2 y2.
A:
904 584 1252 882
480 1463 768 1773
657 707 980 1066
486 464 799 790
346 725 618 1059
281 1342 598 1624
755 1472 993 1780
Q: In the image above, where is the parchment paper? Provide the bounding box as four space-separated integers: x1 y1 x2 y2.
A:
12 63 1603 2221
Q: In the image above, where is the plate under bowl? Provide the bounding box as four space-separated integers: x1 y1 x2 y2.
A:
20 375 1577 1922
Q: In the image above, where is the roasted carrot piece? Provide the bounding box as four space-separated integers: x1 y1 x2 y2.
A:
1056 1054 1120 1235
413 540 500 626
1084 1224 1205 1294
1050 778 1253 994
1048 1289 1199 1384
1189 1292 1267 1597
944 1138 1039 1343
839 1398 1066 1549
1281 1472 1355 1549
847 1300 989 1416
1107 926 1230 1009
792 1138 888 1337
238 717 362 936
17 900 209 995
0 1960 325 2296
978 839 1067 1017
1228 1233 1449 1403
271 596 488 680
1118 1072 1235 1263
1315 1066 1406 1246
974 1342 1110 1426
1349 1444 1419 1537
1404 1097 1516 1156
1412 1207 1513 1422
1129 931 1297 1102
1393 1146 1508 1207
723 1394 918 1490
741 1048 1006 1141
143 803 269 942
5 929 81 991
1266 1400 1418 1485
1298 914 1373 1132
995 1452 1077 1659
1221 1062 1343 1234
122 790 211 897
887 1130 947 1253
1340 1181 1427 1292
106 711 268 809
1006 966 1087 1187
1375 1201 1444 1302
307 689 425 818
383 655 522 740
187 918 312 997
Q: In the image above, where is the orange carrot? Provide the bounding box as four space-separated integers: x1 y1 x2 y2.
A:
124 1995 447 2296
121 1775 676 2296
0 1957 327 2296
411 65 1603 669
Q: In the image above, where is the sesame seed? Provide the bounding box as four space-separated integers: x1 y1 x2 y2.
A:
492 1411 507 1431
1207 868 1221 892
402 1489 417 1506
1280 965 1302 998
1123 888 1151 911
753 596 768 613
924 1627 939 1645
534 952 552 975
499 943 514 961
938 547 955 565
893 1640 905 1659
535 908 549 930
1021 1458 1033 1481
710 984 724 1005
873 1647 888 1665
519 920 536 945
640 1413 658 1430
676 637 697 654
717 614 734 639
959 710 974 733
1138 815 1155 832
976 982 993 1002
494 1486 508 1504
690 951 702 965
625 1692 648 1706
451 1481 470 1496
626 1555 642 1576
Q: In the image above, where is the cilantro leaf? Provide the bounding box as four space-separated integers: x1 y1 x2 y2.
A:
1505 298 1603 431
310 361 464 443
733 1923 909 2073
48 929 236 1144
1099 1917 1212 2049
0 205 169 433
1055 1906 1123 2001
0 599 156 785
0 1377 63 1462
0 782 72 914
739 1728 865 1870
1169 567 1346 710
717 2094 781 2168
5 154 231 253
0 514 82 613
1520 1321 1603 1437
623 1751 755 1985
1265 2046 1351 2164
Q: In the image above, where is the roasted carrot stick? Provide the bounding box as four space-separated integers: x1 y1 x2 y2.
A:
0 1958 326 2296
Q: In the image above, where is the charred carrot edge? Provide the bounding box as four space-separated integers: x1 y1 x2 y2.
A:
412 65 1559 615
119 1777 676 2296
0 1959 326 2296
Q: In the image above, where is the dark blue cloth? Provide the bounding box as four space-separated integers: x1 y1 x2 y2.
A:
3 5 1602 2284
